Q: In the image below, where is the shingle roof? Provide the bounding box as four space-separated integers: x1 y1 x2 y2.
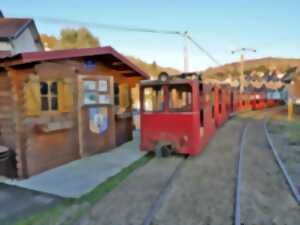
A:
0 18 32 39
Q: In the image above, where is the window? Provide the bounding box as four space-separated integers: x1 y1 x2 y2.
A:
114 84 120 106
40 81 58 111
143 86 164 112
218 90 222 113
169 84 192 112
24 76 73 116
210 92 215 118
200 108 205 137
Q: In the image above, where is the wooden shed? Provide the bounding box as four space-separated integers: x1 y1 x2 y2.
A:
0 46 149 178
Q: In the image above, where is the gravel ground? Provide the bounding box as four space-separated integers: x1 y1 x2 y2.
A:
151 118 245 225
74 109 300 225
75 157 184 225
240 119 300 225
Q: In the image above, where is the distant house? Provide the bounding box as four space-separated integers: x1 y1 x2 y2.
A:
0 11 43 58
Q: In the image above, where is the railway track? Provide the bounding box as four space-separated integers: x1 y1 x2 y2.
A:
141 155 189 225
264 119 300 205
142 110 300 225
76 110 300 225
235 113 300 225
139 119 246 225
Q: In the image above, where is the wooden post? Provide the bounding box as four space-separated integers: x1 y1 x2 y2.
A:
288 97 293 122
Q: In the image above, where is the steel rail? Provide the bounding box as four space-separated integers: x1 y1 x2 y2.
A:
264 120 300 205
141 155 189 225
234 123 249 225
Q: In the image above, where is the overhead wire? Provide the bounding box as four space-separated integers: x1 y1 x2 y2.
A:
22 15 222 67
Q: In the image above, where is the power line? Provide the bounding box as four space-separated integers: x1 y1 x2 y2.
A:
14 14 222 68
33 16 183 36
186 35 221 66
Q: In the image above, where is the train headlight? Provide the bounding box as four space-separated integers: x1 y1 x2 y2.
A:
158 72 169 82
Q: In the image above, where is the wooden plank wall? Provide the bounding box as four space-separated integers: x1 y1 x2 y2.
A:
0 72 16 150
5 58 143 178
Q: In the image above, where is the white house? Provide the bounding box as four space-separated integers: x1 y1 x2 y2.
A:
0 11 43 57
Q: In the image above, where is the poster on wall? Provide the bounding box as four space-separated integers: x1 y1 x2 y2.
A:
98 80 108 92
89 107 109 134
84 80 97 91
84 92 98 104
99 94 110 104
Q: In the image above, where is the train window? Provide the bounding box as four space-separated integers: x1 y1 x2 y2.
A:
143 86 164 112
168 84 192 112
200 109 205 137
210 93 215 118
199 83 203 92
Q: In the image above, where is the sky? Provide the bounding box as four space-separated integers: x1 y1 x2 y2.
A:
1 0 300 71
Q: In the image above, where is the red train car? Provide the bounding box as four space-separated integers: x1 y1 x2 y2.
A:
140 73 273 156
140 78 204 156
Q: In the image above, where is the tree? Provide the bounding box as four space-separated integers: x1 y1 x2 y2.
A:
40 27 100 50
40 34 58 50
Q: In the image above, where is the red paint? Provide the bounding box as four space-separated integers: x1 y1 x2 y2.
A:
140 79 279 156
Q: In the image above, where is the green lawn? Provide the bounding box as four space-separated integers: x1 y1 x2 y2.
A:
13 153 153 225
268 112 300 146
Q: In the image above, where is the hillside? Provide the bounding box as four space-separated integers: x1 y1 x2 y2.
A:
203 57 300 80
127 56 180 79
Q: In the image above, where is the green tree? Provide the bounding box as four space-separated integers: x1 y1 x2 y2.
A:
41 27 100 50
40 34 58 49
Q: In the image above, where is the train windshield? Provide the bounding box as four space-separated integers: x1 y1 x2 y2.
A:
169 84 193 112
143 85 164 112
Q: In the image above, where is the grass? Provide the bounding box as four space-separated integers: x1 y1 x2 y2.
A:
268 111 300 146
13 153 153 225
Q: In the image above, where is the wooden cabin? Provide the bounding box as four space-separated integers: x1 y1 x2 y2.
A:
0 46 149 178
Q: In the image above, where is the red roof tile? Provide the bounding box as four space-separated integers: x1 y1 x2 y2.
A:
0 18 32 39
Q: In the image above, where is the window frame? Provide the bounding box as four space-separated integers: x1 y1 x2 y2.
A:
40 80 60 114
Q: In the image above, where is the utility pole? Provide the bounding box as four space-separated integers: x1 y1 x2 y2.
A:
183 31 189 73
231 48 256 93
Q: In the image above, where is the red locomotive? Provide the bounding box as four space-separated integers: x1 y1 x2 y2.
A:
140 72 279 156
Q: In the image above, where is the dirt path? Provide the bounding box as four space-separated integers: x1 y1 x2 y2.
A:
240 118 300 225
75 157 184 225
151 118 246 225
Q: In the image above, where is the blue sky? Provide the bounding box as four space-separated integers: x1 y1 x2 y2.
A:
2 0 300 71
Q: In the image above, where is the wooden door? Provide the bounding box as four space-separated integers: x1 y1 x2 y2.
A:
77 75 115 157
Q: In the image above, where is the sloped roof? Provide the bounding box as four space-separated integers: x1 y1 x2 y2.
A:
0 51 11 58
0 46 150 79
0 18 32 40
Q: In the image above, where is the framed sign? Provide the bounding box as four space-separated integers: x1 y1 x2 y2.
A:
84 92 97 104
98 80 108 92
89 107 108 134
99 94 110 104
84 81 97 91
84 58 96 69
